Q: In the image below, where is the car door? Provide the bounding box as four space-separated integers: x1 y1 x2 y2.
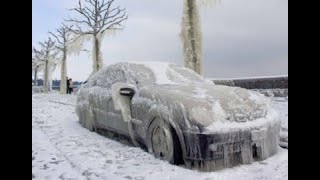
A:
94 67 130 136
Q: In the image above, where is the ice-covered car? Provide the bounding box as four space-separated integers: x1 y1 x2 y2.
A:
76 62 281 171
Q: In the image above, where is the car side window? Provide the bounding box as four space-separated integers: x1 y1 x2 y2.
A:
126 64 156 86
96 68 127 88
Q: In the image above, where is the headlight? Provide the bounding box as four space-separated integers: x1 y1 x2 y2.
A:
190 102 227 126
190 106 214 126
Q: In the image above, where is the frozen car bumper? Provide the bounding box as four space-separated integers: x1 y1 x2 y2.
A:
183 122 281 171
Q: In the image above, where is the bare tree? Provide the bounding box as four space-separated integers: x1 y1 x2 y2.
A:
66 0 128 76
49 25 76 95
181 0 218 75
32 47 45 86
37 38 59 93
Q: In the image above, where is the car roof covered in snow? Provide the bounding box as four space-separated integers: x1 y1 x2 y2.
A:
86 61 210 87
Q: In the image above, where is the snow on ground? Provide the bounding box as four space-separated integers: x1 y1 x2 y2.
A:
271 96 288 147
32 92 288 180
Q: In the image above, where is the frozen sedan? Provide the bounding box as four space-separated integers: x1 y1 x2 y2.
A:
76 62 281 171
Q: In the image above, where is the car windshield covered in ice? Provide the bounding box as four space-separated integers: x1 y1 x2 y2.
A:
76 62 281 171
83 62 207 87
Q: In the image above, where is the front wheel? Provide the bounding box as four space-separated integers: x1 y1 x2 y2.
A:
147 118 183 164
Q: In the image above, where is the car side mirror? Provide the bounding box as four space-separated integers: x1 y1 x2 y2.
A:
119 87 135 97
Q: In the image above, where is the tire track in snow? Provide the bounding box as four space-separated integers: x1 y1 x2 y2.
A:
33 96 87 179
48 100 76 107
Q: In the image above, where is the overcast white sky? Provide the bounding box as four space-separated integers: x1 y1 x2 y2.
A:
32 0 288 81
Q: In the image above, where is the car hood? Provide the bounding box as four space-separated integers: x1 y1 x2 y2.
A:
136 84 272 127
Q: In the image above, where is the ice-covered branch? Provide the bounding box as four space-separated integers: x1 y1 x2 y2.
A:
65 0 127 76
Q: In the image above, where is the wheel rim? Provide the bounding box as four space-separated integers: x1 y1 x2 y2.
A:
151 125 173 160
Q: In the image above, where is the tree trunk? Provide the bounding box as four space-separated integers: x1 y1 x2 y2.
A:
43 59 49 93
187 0 196 72
49 77 53 91
34 67 38 86
92 35 103 75
182 0 203 75
60 48 67 94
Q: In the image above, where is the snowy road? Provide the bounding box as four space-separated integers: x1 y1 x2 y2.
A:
32 93 288 180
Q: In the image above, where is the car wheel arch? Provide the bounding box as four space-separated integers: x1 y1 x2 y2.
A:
145 113 187 164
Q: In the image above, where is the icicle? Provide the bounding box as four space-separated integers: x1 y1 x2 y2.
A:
66 34 92 56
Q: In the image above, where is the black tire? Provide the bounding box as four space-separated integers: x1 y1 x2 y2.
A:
148 117 183 164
